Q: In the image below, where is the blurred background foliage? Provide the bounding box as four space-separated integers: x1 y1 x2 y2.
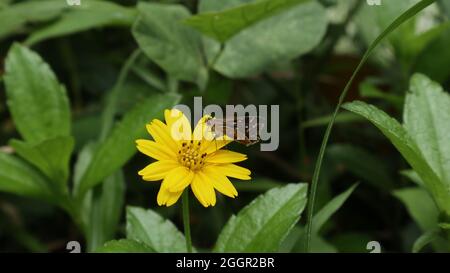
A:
0 0 449 252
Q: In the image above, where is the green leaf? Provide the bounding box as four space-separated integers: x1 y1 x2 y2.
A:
10 136 74 188
305 0 438 252
4 43 71 145
76 93 180 197
0 152 53 201
25 1 137 45
132 3 208 89
343 101 450 216
328 145 394 191
412 229 440 253
96 239 154 253
393 187 439 231
84 171 125 252
185 0 313 43
0 0 67 40
312 184 358 234
214 183 308 252
404 74 450 186
201 0 327 78
126 206 186 253
439 223 450 230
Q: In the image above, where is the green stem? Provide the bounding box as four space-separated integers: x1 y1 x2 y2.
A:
182 190 193 253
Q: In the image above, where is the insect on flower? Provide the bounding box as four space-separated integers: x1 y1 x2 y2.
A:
136 109 251 207
205 115 264 147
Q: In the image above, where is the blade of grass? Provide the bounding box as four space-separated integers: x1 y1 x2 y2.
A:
304 0 437 252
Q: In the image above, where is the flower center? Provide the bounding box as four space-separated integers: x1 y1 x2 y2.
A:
178 140 207 170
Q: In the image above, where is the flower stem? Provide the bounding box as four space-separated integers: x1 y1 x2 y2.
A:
182 190 193 253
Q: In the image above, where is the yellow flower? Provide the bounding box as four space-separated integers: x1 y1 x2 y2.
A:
136 109 251 207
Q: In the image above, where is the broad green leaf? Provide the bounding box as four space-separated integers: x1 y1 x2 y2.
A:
132 3 208 89
0 0 67 39
412 229 440 253
328 145 394 191
0 152 53 201
312 184 358 234
10 136 74 189
202 0 327 78
77 93 180 196
214 183 308 252
393 187 439 231
439 223 450 230
404 74 450 186
185 0 312 43
126 206 186 253
85 171 125 252
343 101 450 216
4 43 71 145
96 239 154 253
25 1 137 45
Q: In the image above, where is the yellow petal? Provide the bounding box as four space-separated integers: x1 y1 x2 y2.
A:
191 172 216 207
165 190 183 206
206 150 247 164
136 139 175 160
161 166 186 189
156 185 183 207
202 139 233 154
157 167 186 206
146 119 179 153
192 115 214 144
203 166 238 198
165 109 191 141
213 164 251 180
139 160 179 181
164 109 181 128
168 169 195 193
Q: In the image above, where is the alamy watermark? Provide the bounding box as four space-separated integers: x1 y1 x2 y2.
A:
171 97 279 152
